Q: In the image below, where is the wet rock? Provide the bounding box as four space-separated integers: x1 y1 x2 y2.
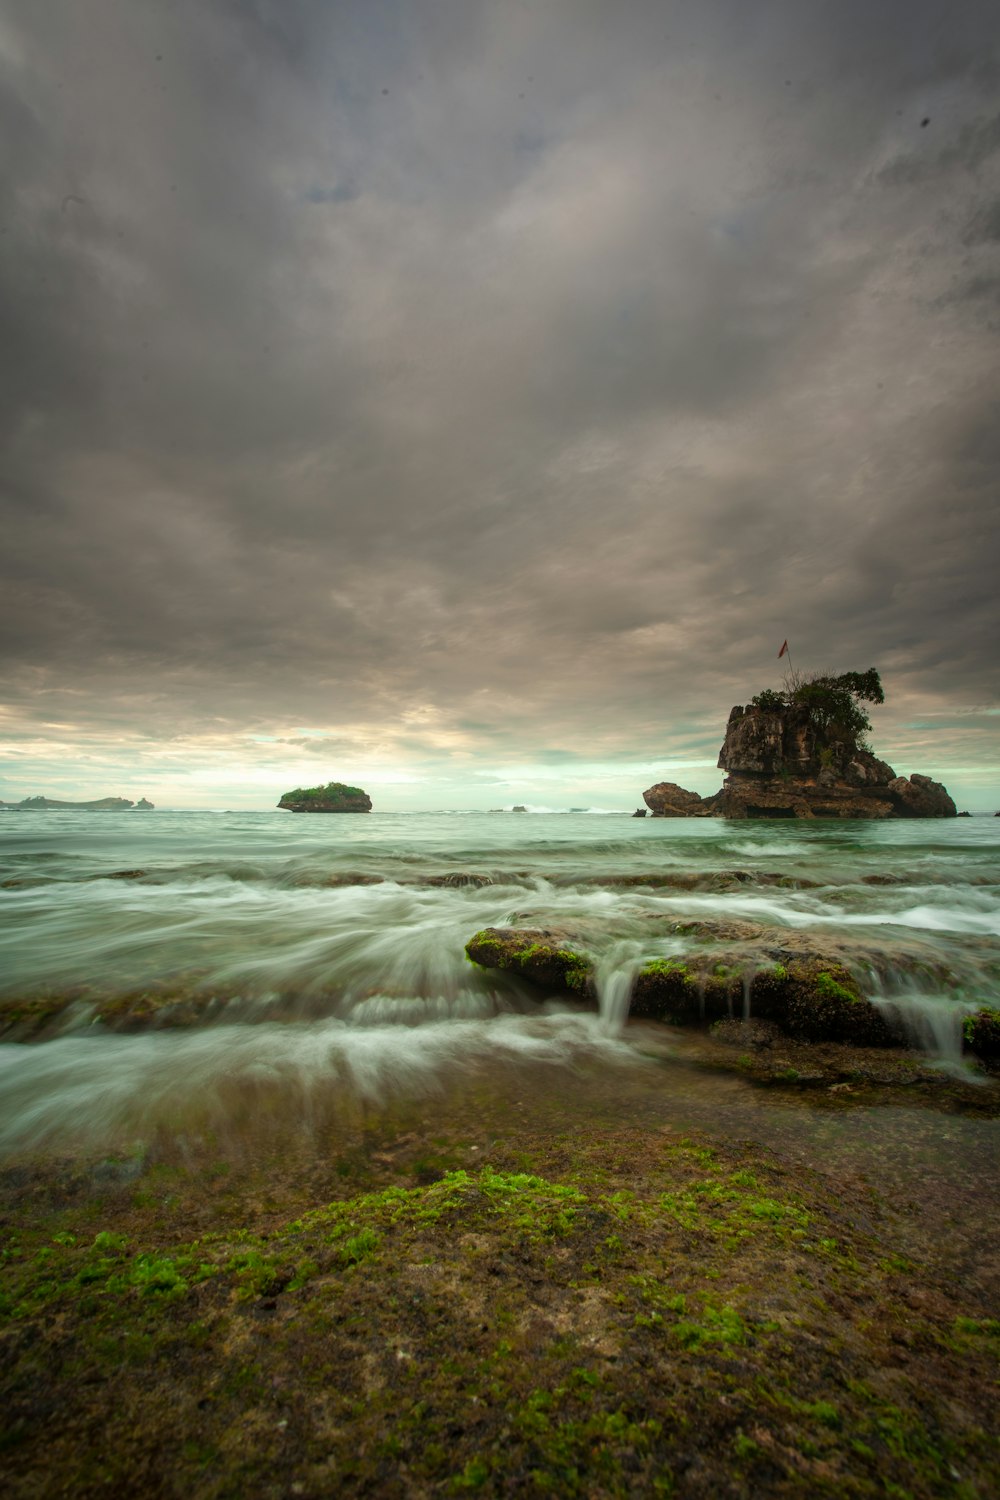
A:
0 994 80 1039
628 950 898 1043
708 1018 785 1049
581 870 818 893
964 1008 1000 1060
650 917 767 943
690 1022 990 1095
465 928 595 997
779 958 899 1045
469 923 909 1046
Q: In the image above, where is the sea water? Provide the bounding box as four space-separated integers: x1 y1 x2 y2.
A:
1 809 998 1151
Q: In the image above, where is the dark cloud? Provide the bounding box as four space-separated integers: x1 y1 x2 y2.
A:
1 0 999 806
963 197 1000 244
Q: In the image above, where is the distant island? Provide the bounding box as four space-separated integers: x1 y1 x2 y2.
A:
278 782 372 813
0 795 154 810
644 668 956 819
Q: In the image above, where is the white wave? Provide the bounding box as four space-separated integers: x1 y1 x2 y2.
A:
868 986 984 1075
0 1012 639 1153
727 841 805 858
834 903 1000 937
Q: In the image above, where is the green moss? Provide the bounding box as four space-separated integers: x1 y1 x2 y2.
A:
3 1130 998 1498
963 1006 1000 1057
0 994 75 1036
464 931 594 993
733 1430 760 1459
640 959 693 981
339 1228 380 1264
674 1300 748 1350
814 970 861 1005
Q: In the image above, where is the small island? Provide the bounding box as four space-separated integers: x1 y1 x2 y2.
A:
644 668 956 819
277 781 372 813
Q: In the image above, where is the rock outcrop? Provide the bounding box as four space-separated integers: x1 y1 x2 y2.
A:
465 922 998 1061
642 782 718 817
886 773 957 819
715 704 956 819
278 782 372 813
642 680 956 821
466 928 595 996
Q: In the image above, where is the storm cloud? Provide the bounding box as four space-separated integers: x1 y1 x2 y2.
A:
2 0 999 807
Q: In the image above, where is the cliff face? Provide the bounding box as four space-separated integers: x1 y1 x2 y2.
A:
715 704 956 820
642 696 956 820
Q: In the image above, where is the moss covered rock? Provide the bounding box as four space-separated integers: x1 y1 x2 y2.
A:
468 925 906 1049
964 1007 1000 1060
465 928 595 997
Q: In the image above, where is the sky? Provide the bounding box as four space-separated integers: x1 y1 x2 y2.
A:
1 0 999 812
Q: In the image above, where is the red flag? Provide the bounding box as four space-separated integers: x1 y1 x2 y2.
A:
778 640 788 658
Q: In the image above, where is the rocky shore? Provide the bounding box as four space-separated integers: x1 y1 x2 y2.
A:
465 924 999 1072
1 1066 998 1498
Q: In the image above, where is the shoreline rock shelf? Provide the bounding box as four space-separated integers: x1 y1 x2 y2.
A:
465 925 999 1063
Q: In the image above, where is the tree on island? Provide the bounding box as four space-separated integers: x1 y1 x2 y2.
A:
750 667 885 751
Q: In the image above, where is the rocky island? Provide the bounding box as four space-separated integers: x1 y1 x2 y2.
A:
278 781 372 813
644 668 956 819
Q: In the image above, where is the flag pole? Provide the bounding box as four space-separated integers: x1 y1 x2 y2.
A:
778 638 793 681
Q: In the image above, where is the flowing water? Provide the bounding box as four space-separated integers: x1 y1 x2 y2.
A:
1 810 998 1155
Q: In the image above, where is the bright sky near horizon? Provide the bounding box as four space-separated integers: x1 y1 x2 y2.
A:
1 1 999 811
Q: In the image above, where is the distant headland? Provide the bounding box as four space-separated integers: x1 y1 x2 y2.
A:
642 668 956 820
0 795 154 811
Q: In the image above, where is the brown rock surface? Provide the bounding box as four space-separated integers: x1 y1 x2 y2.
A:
887 772 957 818
642 781 716 817
713 703 954 820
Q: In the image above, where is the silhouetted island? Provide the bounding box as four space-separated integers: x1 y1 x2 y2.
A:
0 795 154 810
644 669 956 819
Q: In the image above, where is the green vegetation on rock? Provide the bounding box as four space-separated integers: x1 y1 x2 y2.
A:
751 667 885 749
1 1128 997 1497
465 929 595 997
278 782 372 813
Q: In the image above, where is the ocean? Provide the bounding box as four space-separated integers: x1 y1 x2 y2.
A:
1 809 998 1156
4 808 1000 1499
